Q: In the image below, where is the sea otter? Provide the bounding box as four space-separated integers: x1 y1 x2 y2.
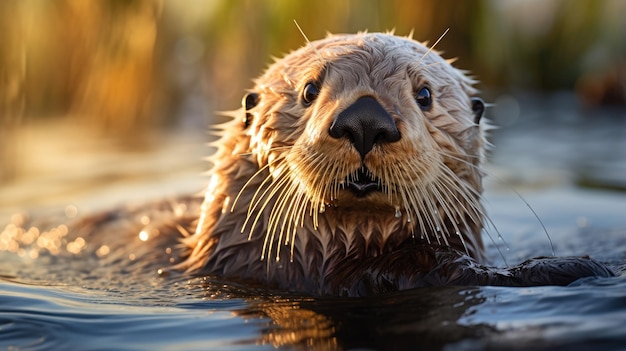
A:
172 32 613 296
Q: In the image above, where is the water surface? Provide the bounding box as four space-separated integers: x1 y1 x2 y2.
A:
1 95 625 350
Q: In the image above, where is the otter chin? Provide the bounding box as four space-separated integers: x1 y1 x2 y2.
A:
176 32 613 296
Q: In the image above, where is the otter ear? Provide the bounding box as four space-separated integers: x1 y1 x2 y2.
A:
242 92 259 128
471 97 485 124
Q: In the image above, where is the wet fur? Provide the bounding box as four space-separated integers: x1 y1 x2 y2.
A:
178 33 490 294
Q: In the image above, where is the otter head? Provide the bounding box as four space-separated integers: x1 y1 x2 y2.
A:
192 33 487 270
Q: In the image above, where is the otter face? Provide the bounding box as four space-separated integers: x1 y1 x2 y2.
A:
234 33 486 258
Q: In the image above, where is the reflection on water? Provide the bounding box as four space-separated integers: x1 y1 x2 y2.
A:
219 285 488 350
1 94 626 350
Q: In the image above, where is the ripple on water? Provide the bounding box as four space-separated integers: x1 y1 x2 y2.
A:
0 280 265 351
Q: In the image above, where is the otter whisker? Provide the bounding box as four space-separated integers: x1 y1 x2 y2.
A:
438 152 486 189
440 149 552 257
437 181 482 230
287 188 313 260
391 162 422 228
416 28 449 67
245 168 289 238
429 176 474 254
268 183 293 242
248 160 289 215
401 158 443 238
318 160 344 204
438 168 508 264
438 165 485 222
428 183 458 246
305 155 330 201
422 173 461 246
293 20 326 67
279 179 304 244
231 162 271 212
436 162 508 264
377 164 392 203
268 179 302 262
258 173 293 260
299 151 341 221
251 176 289 264
439 149 483 164
414 61 448 72
294 186 311 229
254 156 312 262
284 186 307 244
407 180 437 243
236 146 292 157
424 185 447 246
241 171 276 235
292 151 325 213
437 173 489 257
262 147 346 259
439 183 480 238
438 163 497 226
273 172 312 253
513 188 554 256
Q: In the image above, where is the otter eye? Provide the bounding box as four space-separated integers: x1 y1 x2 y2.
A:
415 87 432 110
301 82 320 106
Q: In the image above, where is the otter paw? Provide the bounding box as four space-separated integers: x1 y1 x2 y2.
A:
507 256 615 286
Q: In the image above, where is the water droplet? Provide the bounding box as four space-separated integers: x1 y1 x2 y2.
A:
407 218 412 223
436 226 441 232
394 207 402 218
319 204 325 213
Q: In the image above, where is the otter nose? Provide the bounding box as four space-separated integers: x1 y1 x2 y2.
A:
329 96 400 159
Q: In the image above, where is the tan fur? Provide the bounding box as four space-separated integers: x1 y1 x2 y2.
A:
179 33 487 293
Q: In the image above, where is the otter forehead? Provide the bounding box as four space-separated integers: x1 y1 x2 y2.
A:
313 33 437 65
257 33 467 92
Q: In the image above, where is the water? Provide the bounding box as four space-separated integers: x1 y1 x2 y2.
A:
1 94 626 350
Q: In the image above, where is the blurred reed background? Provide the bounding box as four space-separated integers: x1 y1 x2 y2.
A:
0 0 624 194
